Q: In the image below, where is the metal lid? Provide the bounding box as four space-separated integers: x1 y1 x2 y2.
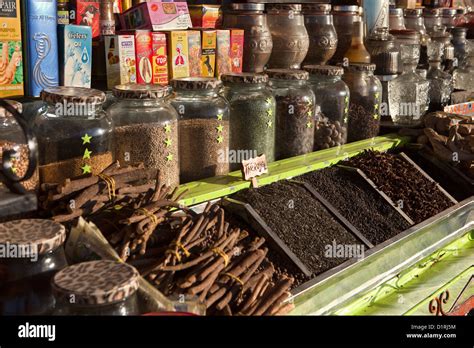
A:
266 69 309 80
0 219 66 256
41 87 106 105
345 63 377 72
423 8 441 17
389 8 404 16
303 65 344 76
333 5 359 13
221 73 269 84
267 4 302 12
171 77 222 90
404 8 423 17
53 260 140 306
228 3 264 11
302 3 331 14
113 84 170 99
441 8 457 16
0 100 22 118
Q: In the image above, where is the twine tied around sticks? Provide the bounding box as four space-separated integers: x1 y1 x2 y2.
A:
165 242 190 262
137 208 159 225
223 272 244 297
173 241 191 257
212 247 229 267
98 174 116 201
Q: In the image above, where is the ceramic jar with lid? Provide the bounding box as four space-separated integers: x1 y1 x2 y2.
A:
366 27 400 75
222 3 273 73
389 8 405 30
0 219 68 315
302 4 338 66
52 260 139 315
266 4 309 69
34 87 114 184
330 5 360 64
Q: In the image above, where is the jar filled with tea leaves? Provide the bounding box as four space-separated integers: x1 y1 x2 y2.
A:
222 73 276 171
34 87 114 184
0 219 68 315
304 65 350 150
267 69 315 160
108 84 179 188
169 78 230 183
0 101 38 191
342 63 382 142
52 260 139 315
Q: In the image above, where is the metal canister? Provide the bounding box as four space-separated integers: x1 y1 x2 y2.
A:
362 0 389 36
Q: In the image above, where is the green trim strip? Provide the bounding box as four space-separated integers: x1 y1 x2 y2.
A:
177 134 409 207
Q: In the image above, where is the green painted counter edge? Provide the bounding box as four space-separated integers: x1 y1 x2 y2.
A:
176 134 410 207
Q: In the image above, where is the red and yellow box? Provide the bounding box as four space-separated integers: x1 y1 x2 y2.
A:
189 5 222 29
200 29 216 78
152 32 168 85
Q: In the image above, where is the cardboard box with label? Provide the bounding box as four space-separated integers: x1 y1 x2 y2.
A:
188 30 202 77
105 34 136 89
189 4 222 29
168 31 189 79
201 29 216 78
152 32 168 85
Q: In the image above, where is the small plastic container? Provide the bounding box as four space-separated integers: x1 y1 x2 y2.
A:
169 78 230 183
108 84 179 188
0 219 68 315
52 260 139 316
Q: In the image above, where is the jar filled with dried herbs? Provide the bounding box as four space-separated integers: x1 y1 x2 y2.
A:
305 65 350 150
222 73 276 171
34 87 114 184
169 78 230 183
108 84 179 188
267 69 315 160
342 63 382 142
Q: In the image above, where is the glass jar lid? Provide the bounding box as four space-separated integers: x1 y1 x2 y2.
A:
221 73 269 84
266 4 302 13
390 8 404 17
52 260 140 305
302 3 331 14
304 65 344 76
113 84 171 99
0 219 66 256
40 87 106 105
404 8 423 17
171 77 222 90
333 5 359 13
266 69 309 80
423 8 441 17
0 100 22 118
227 3 264 12
345 63 377 72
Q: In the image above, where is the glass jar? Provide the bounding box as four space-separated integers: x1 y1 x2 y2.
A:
267 69 315 160
342 63 382 142
366 27 400 75
389 8 406 30
52 260 139 315
404 8 430 68
430 27 456 72
222 73 276 171
108 84 179 188
452 27 468 65
222 3 272 73
330 5 360 64
388 30 430 126
376 74 398 123
305 65 350 150
302 4 338 66
34 87 114 184
0 219 67 315
266 4 309 69
169 78 229 183
0 101 38 191
441 8 457 31
423 8 442 34
427 60 453 111
344 15 371 63
453 40 474 90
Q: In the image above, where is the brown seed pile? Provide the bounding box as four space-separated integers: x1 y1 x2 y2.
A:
314 116 348 150
0 141 38 191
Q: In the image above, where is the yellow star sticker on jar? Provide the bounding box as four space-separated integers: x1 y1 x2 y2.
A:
373 114 379 120
265 97 273 105
166 153 174 162
164 138 173 147
81 134 92 145
164 124 172 133
217 113 224 121
81 164 92 174
217 135 224 143
266 109 273 117
11 167 17 174
306 121 313 129
375 92 380 100
307 110 313 117
216 125 224 133
83 148 92 159
267 120 273 128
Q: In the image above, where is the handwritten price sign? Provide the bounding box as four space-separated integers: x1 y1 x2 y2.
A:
242 154 268 188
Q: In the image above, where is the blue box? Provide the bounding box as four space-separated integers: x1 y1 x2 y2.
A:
24 0 59 97
58 25 92 88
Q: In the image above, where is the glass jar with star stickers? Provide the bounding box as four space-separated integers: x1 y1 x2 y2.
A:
221 73 276 171
304 65 350 151
266 69 315 160
169 78 230 183
342 63 382 142
108 84 179 188
34 87 114 184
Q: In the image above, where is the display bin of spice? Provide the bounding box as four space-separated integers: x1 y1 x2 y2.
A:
34 87 114 184
0 101 38 191
330 5 360 64
222 3 272 73
302 4 337 66
108 84 180 188
52 260 140 315
222 73 276 171
266 69 315 160
169 78 230 183
266 4 309 69
304 65 350 151
342 63 382 142
0 219 68 315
